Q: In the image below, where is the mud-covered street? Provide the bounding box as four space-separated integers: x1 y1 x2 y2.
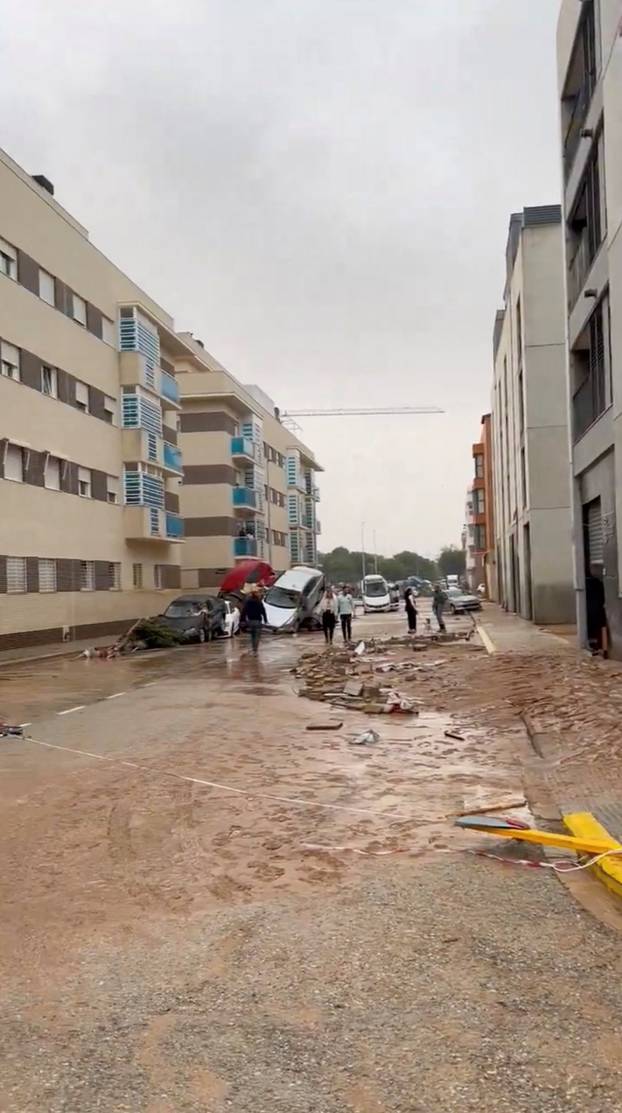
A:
2 606 622 1112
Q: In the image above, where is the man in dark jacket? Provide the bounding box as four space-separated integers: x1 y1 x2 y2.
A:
432 584 447 632
241 586 268 654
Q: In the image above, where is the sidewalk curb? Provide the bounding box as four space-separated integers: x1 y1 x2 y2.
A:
563 812 622 899
474 619 496 656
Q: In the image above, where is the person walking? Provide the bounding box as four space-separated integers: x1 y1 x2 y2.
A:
404 587 418 633
432 583 447 633
320 586 337 646
241 585 268 654
337 584 354 643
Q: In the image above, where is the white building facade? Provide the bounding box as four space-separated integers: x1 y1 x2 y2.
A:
491 207 575 624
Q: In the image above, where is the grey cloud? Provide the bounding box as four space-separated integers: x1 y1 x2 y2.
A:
1 0 561 555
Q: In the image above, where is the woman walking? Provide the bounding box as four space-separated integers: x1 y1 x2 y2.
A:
337 584 354 643
320 586 337 646
404 587 418 633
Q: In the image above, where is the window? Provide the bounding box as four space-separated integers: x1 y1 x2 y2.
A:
0 237 17 280
103 395 117 425
4 444 24 482
133 563 143 589
516 297 522 370
1 341 20 381
78 466 91 498
474 489 485 515
72 293 87 326
521 447 527 509
154 565 163 589
45 455 61 490
80 561 95 591
567 129 607 306
101 316 116 347
106 475 119 504
572 295 612 441
75 381 89 413
474 455 484 480
518 370 525 438
473 525 486 552
108 562 121 590
41 365 57 398
6 557 26 593
39 269 55 306
39 559 57 593
562 0 597 176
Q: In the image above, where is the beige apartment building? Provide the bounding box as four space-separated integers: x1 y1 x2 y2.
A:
176 344 322 587
0 149 184 649
557 0 622 654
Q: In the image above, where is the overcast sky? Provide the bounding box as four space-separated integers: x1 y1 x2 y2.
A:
2 0 562 558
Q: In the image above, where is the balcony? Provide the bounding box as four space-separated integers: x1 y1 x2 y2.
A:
234 536 258 558
231 436 256 463
160 370 180 409
124 470 164 508
165 512 184 540
124 506 165 541
122 393 163 437
316 519 321 535
232 486 257 514
122 428 163 468
163 441 183 475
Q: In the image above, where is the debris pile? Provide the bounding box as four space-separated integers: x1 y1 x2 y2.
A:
295 641 430 714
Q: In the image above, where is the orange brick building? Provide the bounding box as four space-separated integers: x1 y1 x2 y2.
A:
465 414 496 597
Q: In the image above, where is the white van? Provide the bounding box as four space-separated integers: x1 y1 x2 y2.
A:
264 566 325 631
361 574 392 614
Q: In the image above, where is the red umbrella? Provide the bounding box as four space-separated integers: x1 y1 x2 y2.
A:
219 559 276 596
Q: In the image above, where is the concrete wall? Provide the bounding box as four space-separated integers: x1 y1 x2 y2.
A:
558 0 622 652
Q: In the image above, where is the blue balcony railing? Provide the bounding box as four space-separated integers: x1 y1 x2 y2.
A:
234 536 258 557
231 436 255 460
166 512 184 539
232 487 257 510
160 370 179 404
124 471 165 508
122 393 162 436
163 441 183 473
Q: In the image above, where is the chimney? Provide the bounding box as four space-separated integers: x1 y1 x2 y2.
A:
32 174 54 196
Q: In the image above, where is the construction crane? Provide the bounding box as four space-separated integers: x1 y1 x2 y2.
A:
282 405 444 418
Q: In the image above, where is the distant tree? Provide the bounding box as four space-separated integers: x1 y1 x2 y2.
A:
320 547 438 585
437 545 466 577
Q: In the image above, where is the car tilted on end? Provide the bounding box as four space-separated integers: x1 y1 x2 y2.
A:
156 594 227 642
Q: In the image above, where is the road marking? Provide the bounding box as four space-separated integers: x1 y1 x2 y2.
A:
23 735 413 821
57 705 86 716
105 692 126 700
475 622 496 655
20 722 31 728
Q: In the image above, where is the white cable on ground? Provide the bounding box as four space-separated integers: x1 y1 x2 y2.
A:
301 842 622 875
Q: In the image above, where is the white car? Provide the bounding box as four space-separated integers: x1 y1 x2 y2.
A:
222 599 241 637
264 565 325 631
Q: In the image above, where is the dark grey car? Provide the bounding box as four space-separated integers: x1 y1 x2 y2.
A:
447 587 482 614
157 594 227 642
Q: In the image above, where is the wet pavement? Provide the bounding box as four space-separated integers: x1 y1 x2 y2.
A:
2 607 622 1111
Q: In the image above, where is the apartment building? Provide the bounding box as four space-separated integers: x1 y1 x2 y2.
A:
176 345 322 587
557 0 622 653
464 414 495 596
0 149 183 649
491 206 574 624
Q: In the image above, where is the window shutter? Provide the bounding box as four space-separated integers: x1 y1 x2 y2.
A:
6 557 26 593
586 500 604 564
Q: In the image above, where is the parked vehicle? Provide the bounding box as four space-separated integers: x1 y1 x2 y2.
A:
264 566 325 631
446 574 459 589
387 582 400 610
361 574 392 613
156 594 227 642
446 587 482 614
